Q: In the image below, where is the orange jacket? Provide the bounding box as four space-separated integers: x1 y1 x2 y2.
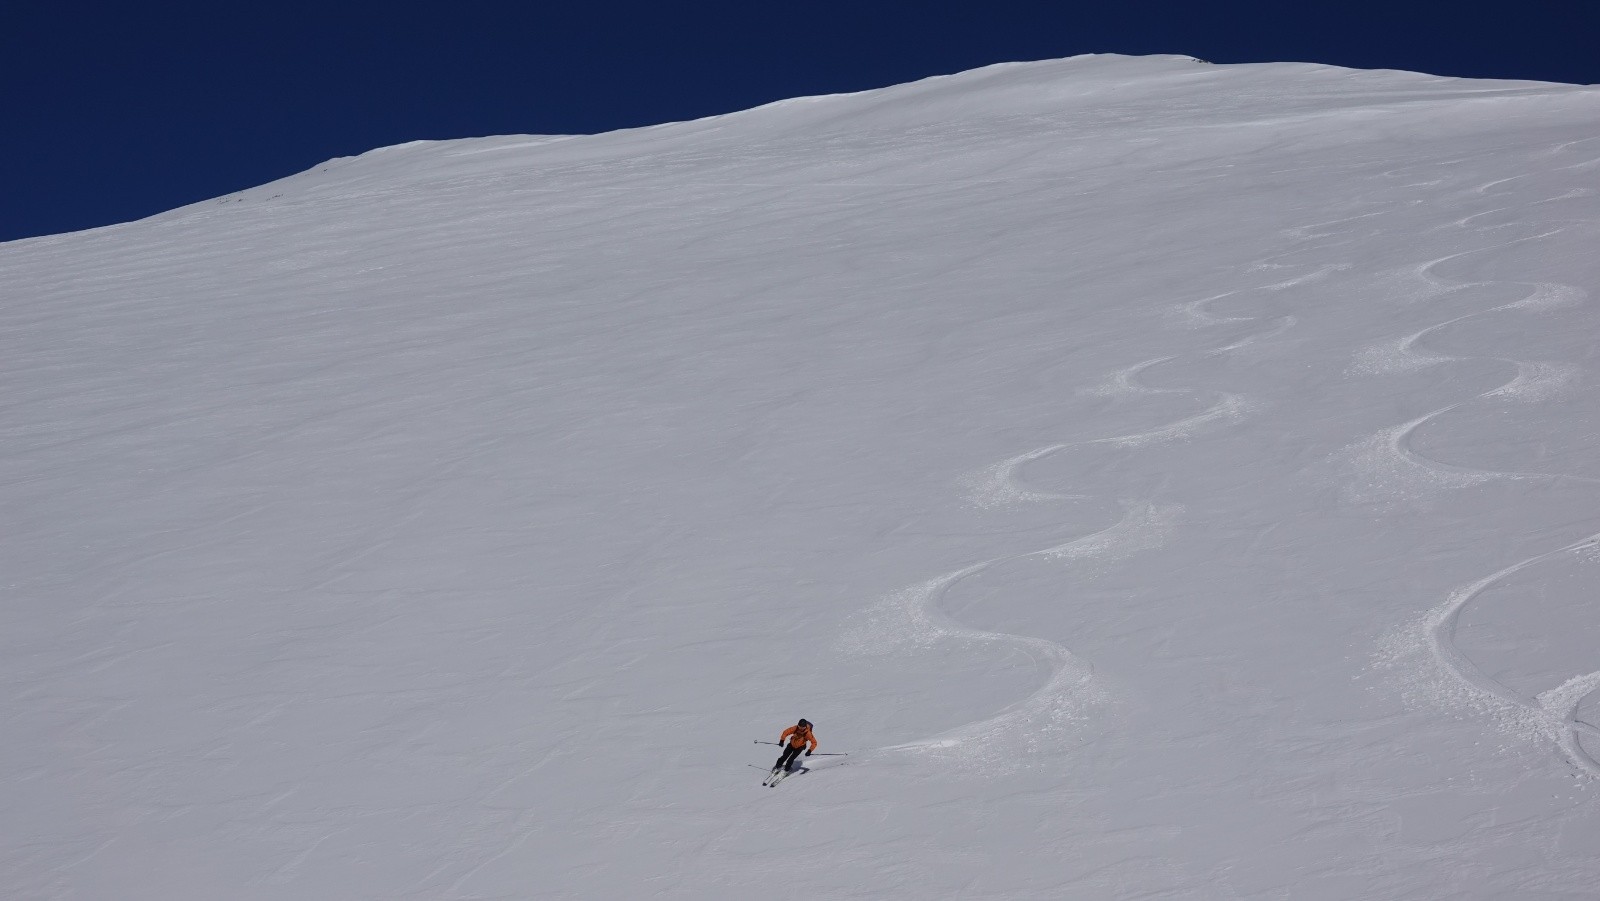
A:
780 724 817 752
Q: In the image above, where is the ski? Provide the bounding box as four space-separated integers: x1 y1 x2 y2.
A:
767 766 808 787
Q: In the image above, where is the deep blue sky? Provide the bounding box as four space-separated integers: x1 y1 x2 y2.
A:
5 1 1597 243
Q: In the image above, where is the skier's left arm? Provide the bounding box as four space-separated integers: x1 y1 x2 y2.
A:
805 732 818 753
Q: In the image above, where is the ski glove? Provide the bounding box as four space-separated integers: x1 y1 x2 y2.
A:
804 750 812 756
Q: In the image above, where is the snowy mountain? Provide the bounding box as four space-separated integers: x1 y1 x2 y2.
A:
5 54 1600 899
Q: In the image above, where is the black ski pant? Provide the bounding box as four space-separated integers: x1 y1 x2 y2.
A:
773 744 805 771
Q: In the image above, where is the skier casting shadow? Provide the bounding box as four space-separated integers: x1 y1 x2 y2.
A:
772 718 817 775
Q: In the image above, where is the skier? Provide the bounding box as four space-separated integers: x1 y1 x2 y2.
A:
772 719 817 774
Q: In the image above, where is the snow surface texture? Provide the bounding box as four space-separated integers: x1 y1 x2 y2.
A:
4 55 1600 899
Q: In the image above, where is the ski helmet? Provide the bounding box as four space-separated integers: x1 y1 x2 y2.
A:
798 719 811 729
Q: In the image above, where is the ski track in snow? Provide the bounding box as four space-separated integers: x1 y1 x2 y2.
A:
1342 272 1592 506
845 263 1317 770
841 502 1179 769
966 352 1255 511
971 259 1329 514
1377 533 1600 778
1357 182 1600 775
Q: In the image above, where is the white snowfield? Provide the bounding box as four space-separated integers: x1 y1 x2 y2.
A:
6 54 1600 899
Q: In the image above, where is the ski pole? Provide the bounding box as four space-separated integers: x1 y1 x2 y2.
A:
809 752 848 756
753 740 783 746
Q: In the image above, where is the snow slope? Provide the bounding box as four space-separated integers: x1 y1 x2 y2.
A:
5 54 1600 899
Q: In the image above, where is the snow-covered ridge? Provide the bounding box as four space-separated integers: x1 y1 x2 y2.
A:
4 55 1600 898
70 54 1586 231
